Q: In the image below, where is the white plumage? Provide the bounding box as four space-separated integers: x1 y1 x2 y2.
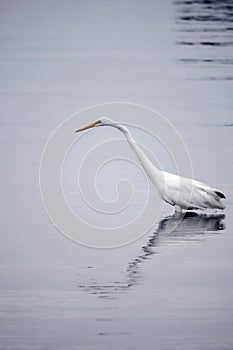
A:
76 117 225 212
162 172 225 210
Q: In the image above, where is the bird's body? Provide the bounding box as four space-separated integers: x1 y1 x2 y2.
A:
76 118 225 212
162 172 225 210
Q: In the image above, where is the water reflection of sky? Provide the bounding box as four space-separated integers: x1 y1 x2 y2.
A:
175 0 233 80
1 1 233 349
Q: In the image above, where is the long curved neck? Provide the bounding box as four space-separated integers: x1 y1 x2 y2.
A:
113 123 162 186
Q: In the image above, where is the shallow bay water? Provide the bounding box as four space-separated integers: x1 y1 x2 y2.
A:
1 1 233 349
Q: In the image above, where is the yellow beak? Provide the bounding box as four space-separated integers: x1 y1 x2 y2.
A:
75 120 99 132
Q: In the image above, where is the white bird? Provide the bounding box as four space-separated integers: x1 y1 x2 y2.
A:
76 117 225 212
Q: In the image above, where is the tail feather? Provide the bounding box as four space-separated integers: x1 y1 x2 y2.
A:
214 190 226 199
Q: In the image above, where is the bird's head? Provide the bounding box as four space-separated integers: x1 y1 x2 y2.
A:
75 117 115 132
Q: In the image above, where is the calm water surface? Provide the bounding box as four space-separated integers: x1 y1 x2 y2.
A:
1 1 233 349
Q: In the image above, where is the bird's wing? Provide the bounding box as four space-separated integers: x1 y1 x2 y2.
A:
162 172 208 208
163 171 188 190
163 173 222 198
193 179 226 199
162 172 225 209
162 171 189 205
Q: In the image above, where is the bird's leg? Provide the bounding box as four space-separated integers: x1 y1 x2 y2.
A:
175 205 182 212
174 205 183 217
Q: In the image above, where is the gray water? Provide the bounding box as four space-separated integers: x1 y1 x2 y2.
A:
1 1 233 349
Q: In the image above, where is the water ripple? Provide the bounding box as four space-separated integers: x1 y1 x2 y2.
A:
174 0 233 80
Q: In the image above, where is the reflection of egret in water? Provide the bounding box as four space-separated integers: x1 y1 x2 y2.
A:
128 212 225 267
78 213 225 300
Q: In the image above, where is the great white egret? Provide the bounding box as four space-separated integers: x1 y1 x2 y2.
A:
75 117 225 212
